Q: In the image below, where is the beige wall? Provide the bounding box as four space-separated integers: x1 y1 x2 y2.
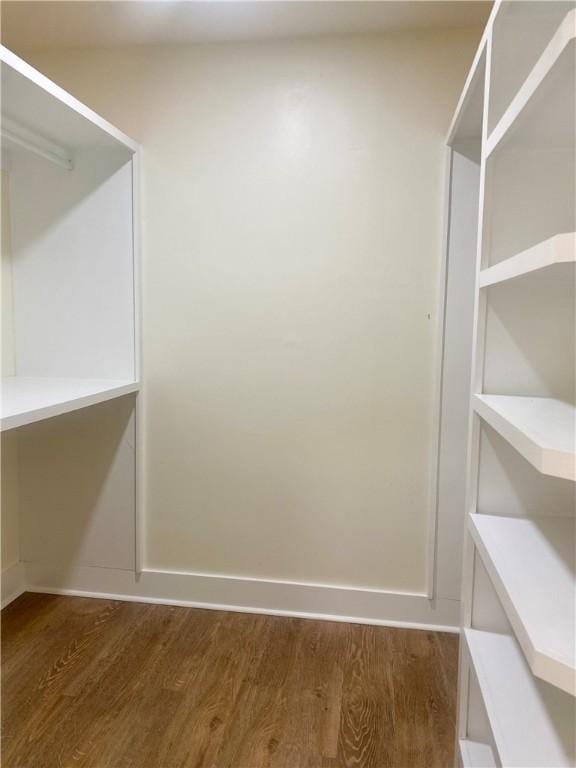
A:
26 30 479 592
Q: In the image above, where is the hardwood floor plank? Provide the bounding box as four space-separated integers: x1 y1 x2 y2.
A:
1 595 458 768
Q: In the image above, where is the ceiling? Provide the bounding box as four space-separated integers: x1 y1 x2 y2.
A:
2 1 492 51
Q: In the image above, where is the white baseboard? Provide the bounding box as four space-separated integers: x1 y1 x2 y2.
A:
1 561 27 608
24 562 459 632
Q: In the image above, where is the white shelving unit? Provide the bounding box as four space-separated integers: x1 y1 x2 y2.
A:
1 378 140 432
470 514 575 695
473 395 576 481
464 629 575 768
459 740 496 768
479 233 576 287
486 8 576 156
446 2 576 766
1 45 141 427
1 46 143 590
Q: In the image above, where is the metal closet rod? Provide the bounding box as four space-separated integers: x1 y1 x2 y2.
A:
1 115 74 170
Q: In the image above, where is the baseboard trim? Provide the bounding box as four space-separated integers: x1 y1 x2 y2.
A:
24 563 459 632
1 562 27 608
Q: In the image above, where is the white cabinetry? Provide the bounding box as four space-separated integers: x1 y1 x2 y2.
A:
447 3 576 765
1 47 142 593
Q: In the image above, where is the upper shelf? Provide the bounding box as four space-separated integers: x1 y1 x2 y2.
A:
465 629 575 768
1 377 139 431
473 395 576 481
486 9 576 156
470 514 575 695
479 233 576 287
0 46 138 161
446 42 486 160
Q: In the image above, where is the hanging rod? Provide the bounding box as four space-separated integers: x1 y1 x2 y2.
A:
1 116 74 170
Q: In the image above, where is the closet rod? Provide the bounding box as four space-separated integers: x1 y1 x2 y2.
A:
1 116 74 170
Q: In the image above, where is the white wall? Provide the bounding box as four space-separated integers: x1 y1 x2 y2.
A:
25 30 480 594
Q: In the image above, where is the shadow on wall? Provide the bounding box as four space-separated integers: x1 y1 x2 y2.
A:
14 395 136 580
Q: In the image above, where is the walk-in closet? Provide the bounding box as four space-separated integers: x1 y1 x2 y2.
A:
1 2 574 767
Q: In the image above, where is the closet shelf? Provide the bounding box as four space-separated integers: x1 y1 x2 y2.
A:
473 395 576 481
486 9 576 156
464 629 575 768
1 45 138 156
479 233 576 288
446 39 486 155
458 739 496 768
0 377 139 431
470 514 575 695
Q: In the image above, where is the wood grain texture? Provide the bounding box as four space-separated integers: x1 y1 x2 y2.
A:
1 594 458 768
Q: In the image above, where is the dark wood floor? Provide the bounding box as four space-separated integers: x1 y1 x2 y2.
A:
2 593 458 768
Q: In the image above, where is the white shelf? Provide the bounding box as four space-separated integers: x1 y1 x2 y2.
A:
446 41 486 159
486 9 576 156
473 395 576 481
479 233 576 288
0 45 138 156
0 377 139 431
470 514 575 695
459 739 496 768
465 629 575 768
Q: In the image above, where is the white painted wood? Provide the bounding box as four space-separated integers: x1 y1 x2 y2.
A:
451 6 576 766
470 514 576 695
486 146 575 270
482 237 575 400
459 739 496 768
479 232 576 287
1 50 141 589
446 13 493 148
434 149 481 601
0 377 138 431
454 22 493 763
470 552 512 642
427 149 453 600
473 395 576 480
487 9 576 155
9 149 136 381
447 46 487 159
1 116 73 170
22 561 461 632
477 425 576 519
0 45 138 154
464 666 498 763
488 1 576 135
465 628 576 768
131 143 144 575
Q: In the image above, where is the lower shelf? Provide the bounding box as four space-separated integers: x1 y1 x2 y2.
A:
470 514 575 695
1 376 139 431
459 739 496 768
465 629 575 768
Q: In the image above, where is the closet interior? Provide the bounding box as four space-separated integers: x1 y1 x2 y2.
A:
0 1 575 766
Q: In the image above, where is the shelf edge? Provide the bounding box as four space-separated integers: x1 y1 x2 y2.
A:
469 514 576 696
486 9 576 157
479 233 576 287
0 380 140 432
473 395 576 482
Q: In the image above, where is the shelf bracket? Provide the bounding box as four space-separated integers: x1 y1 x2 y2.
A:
1 115 74 170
